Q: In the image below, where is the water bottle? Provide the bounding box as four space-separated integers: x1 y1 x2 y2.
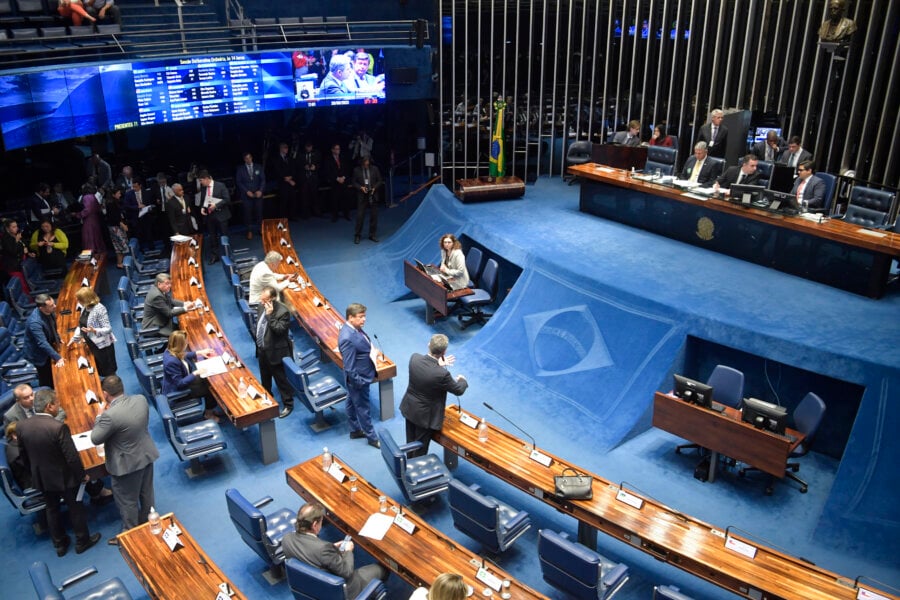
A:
478 418 489 442
322 447 332 471
237 377 248 398
148 506 162 534
801 199 809 214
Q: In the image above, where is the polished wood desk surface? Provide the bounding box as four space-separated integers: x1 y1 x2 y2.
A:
285 456 547 600
169 237 279 430
260 219 397 382
433 406 896 600
53 257 106 477
117 512 246 600
652 392 803 479
568 163 900 255
403 259 473 323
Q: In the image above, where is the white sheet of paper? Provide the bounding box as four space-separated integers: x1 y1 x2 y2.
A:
72 432 97 451
196 355 228 378
358 512 394 540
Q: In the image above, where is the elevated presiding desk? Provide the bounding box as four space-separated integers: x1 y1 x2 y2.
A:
53 257 108 478
570 163 900 298
286 456 546 599
433 406 896 600
116 512 245 600
261 219 398 419
170 236 280 463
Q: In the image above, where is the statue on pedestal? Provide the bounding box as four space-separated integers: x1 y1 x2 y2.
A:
818 0 857 44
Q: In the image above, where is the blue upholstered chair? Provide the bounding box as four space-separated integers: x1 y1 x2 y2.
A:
377 428 451 504
282 356 348 432
538 529 630 600
705 157 725 182
565 140 593 184
0 439 46 519
644 146 677 176
755 160 773 189
5 276 35 319
221 236 258 273
654 584 696 599
841 185 894 228
116 276 145 318
225 488 296 583
29 562 133 600
0 300 27 342
676 365 744 455
448 479 532 553
458 258 499 329
465 246 484 289
815 172 837 214
286 558 387 600
127 238 169 273
154 394 226 475
0 326 38 386
122 256 155 287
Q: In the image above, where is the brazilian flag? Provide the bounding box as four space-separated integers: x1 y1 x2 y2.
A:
489 98 507 177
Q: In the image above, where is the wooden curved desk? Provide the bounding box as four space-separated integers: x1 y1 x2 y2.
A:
433 406 897 600
53 257 107 478
260 219 398 420
170 236 280 464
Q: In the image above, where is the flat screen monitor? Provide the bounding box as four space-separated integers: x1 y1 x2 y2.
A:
730 183 766 206
768 164 795 193
673 374 714 409
741 397 788 434
764 189 799 214
753 126 782 144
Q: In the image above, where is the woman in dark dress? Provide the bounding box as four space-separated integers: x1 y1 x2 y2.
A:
1 218 32 294
104 186 129 268
69 286 117 377
75 183 107 258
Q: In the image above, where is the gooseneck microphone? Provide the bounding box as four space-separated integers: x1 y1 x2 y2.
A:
483 402 536 451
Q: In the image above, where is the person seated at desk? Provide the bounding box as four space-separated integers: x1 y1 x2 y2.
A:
282 502 389 597
648 126 674 147
680 142 720 185
248 251 296 304
715 154 761 193
29 219 68 275
790 161 826 211
612 120 642 146
438 234 469 290
142 273 199 337
751 130 786 162
410 573 468 600
162 330 218 422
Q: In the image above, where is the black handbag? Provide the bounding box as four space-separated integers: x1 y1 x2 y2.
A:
554 467 593 500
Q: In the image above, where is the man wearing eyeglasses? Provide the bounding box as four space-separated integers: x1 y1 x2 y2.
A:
790 161 826 211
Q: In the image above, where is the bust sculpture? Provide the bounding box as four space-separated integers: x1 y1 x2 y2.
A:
818 0 857 43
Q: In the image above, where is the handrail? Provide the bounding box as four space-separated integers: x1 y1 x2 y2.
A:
388 150 436 206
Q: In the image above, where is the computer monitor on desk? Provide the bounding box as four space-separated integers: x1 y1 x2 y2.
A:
673 374 714 409
768 164 796 193
764 189 799 214
730 183 767 206
591 143 648 171
741 397 788 434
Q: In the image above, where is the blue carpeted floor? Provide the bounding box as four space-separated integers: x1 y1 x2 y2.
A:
3 176 898 599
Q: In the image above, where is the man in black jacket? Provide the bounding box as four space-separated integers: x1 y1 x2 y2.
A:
255 286 294 418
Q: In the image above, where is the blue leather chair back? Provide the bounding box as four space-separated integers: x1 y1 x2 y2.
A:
225 488 273 566
792 392 826 456
379 427 407 481
480 259 499 298
29 561 133 600
538 529 602 597
706 157 725 180
845 185 893 228
645 146 677 176
465 247 484 287
756 160 773 188
707 365 744 409
286 558 347 600
1 440 46 515
449 479 500 538
132 358 158 398
816 172 836 214
378 429 450 503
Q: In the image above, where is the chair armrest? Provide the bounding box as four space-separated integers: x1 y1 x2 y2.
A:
60 566 99 589
502 510 531 532
139 326 160 337
354 579 386 600
1 360 28 371
252 495 274 509
166 389 191 402
305 366 321 376
601 563 629 588
397 441 424 455
181 430 214 443
406 470 446 485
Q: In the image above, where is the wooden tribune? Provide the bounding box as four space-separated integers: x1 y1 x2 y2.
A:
117 512 246 600
53 257 107 478
285 456 547 599
260 219 398 419
170 236 280 463
432 406 896 600
455 175 525 203
403 260 473 324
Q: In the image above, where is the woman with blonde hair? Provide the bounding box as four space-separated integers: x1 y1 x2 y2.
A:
409 572 468 600
438 234 469 291
69 286 117 377
162 330 217 421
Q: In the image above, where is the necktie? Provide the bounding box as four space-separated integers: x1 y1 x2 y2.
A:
256 312 267 348
736 173 744 185
791 153 798 168
247 164 253 177
797 180 807 201
711 126 717 142
689 160 702 182
766 147 773 161
364 169 369 184
335 156 340 169
160 188 166 211
25 407 34 418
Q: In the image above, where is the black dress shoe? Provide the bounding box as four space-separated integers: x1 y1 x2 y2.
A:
367 439 381 449
75 533 101 554
349 430 366 439
368 236 379 243
55 536 71 557
279 406 293 418
354 235 360 244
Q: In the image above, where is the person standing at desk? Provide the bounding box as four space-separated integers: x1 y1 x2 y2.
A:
254 286 296 419
400 334 468 458
69 286 117 378
23 294 64 388
338 303 380 448
235 152 266 239
438 234 469 290
198 170 231 265
697 108 728 158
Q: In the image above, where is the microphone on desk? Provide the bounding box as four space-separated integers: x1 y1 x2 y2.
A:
482 402 537 452
453 392 463 413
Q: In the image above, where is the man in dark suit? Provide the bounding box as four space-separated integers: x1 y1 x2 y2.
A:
751 130 787 162
29 182 58 225
123 179 156 250
142 273 197 337
272 142 297 220
680 142 721 185
166 183 195 235
790 160 826 210
282 502 388 597
17 389 101 556
255 286 295 419
778 136 814 169
198 170 231 264
236 151 266 239
350 157 383 244
697 108 728 158
299 141 321 218
23 294 64 388
715 155 761 190
338 303 379 448
91 375 159 542
322 142 352 222
399 334 468 457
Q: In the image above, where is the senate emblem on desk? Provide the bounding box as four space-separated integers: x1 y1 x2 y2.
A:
695 217 715 241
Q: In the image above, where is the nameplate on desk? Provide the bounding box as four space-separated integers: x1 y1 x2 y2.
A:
459 413 479 428
529 449 553 467
90 257 97 267
277 222 285 230
246 384 261 399
188 256 197 266
326 462 346 482
286 256 296 265
85 390 99 404
76 302 84 312
189 276 201 288
313 296 323 307
616 489 644 510
858 588 891 600
77 356 90 369
393 513 416 534
81 277 89 287
205 323 216 334
218 582 235 597
221 351 233 365
190 238 199 247
162 527 183 551
475 567 503 592
280 238 289 247
725 535 758 559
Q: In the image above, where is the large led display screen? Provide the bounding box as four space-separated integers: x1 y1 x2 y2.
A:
0 47 387 151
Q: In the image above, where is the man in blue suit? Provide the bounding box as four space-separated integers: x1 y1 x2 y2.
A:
23 294 64 388
338 303 380 448
235 151 266 240
790 160 826 210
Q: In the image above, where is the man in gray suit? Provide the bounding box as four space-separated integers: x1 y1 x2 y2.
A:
142 273 198 337
612 120 642 146
399 334 468 457
282 502 388 596
3 383 66 428
91 375 160 544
